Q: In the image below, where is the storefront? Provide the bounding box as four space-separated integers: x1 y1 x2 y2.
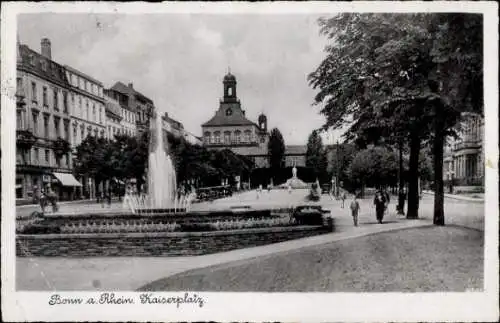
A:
51 172 83 201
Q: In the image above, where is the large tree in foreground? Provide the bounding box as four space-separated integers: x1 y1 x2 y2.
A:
309 13 483 224
267 128 286 180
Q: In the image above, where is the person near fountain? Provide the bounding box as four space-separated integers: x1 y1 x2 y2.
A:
341 191 346 208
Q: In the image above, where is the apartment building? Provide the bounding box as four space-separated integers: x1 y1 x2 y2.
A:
16 38 81 201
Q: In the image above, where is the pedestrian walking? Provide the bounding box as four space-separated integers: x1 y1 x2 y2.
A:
341 191 346 208
350 195 360 226
373 190 386 224
46 185 58 213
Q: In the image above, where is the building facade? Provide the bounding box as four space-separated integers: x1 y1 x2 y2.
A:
109 82 155 136
16 38 81 201
201 72 306 169
104 88 136 138
443 112 484 187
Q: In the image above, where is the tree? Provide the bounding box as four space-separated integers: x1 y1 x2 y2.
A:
349 147 398 195
309 13 482 224
306 130 328 181
268 128 285 179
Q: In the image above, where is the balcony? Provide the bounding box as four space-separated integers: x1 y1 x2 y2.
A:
16 130 37 150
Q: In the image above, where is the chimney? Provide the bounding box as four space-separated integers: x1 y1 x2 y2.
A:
41 38 51 59
128 83 133 89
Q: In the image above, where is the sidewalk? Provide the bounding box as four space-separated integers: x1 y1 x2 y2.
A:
423 190 484 203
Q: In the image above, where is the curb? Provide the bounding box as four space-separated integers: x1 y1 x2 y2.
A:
423 191 484 203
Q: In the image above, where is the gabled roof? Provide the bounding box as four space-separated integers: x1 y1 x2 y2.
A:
202 111 257 127
110 81 153 104
64 65 103 86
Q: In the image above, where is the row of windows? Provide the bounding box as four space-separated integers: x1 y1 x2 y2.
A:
26 78 69 114
71 93 105 124
108 125 134 137
122 109 135 124
28 111 71 140
66 72 103 97
72 123 106 145
204 130 254 144
18 147 70 169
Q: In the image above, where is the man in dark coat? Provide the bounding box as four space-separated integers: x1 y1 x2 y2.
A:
373 190 386 224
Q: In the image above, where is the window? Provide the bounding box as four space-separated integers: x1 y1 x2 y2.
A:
204 131 211 144
53 89 58 111
101 130 105 138
85 81 88 91
17 110 23 129
41 60 47 71
73 124 77 139
31 82 37 102
224 131 231 144
64 120 70 140
56 155 61 167
81 125 85 141
99 107 102 123
45 149 50 164
214 131 221 144
42 87 48 106
93 105 96 121
43 115 49 138
32 112 39 135
235 130 241 144
54 117 60 138
63 91 68 113
86 100 89 120
17 77 23 95
244 130 251 143
34 148 39 164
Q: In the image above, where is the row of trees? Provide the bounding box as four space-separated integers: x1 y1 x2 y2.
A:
308 13 482 224
74 131 254 193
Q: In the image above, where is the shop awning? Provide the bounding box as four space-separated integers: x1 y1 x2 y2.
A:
52 173 83 187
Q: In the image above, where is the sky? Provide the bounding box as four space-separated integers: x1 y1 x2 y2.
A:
18 13 345 145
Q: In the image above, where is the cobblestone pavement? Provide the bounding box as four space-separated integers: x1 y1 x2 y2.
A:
16 190 484 291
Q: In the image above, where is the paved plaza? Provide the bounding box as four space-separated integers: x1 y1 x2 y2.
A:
15 189 484 291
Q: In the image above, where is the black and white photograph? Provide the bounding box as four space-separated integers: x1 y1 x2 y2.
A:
1 2 498 322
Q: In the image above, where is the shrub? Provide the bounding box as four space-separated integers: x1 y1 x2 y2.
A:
292 206 324 225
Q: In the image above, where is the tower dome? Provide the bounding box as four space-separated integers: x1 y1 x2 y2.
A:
223 72 236 82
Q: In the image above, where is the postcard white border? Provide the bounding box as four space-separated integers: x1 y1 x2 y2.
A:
2 2 499 322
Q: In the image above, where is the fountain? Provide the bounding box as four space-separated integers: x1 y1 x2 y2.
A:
124 112 193 215
280 164 308 189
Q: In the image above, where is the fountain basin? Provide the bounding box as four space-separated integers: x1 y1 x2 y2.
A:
134 208 187 214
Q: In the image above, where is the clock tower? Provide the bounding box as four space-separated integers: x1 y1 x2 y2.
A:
223 71 237 102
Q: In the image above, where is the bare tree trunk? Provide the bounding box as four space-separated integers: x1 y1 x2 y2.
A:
397 139 406 214
407 133 421 219
433 114 445 225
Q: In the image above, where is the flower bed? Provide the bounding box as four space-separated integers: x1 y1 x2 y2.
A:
17 216 294 235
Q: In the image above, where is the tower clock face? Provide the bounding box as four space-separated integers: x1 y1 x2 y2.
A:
226 108 232 116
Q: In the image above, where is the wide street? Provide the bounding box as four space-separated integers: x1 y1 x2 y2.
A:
15 190 484 291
